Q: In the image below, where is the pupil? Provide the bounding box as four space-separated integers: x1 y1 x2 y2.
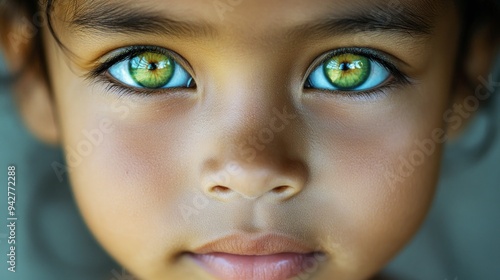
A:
147 63 158 71
339 62 350 71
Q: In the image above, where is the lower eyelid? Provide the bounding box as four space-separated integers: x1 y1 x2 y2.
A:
305 55 395 92
304 79 400 102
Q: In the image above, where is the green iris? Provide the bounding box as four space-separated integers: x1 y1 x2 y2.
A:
323 54 371 89
129 52 174 88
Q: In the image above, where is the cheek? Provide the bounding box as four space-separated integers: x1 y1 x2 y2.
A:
54 85 204 274
303 54 455 274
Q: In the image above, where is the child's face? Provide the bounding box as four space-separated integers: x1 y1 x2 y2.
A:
40 0 461 279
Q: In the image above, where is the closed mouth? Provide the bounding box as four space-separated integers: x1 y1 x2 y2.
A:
183 233 327 280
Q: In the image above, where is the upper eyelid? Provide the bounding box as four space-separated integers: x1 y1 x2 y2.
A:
303 47 408 86
88 46 196 79
308 48 390 74
89 46 406 93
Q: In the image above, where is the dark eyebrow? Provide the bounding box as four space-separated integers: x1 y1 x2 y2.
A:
290 4 436 40
68 2 216 38
67 1 436 41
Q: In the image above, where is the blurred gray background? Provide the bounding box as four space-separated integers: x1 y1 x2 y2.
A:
0 50 499 280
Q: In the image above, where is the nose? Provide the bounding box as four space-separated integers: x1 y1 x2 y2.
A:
201 159 308 201
197 57 309 202
198 100 308 201
198 98 308 202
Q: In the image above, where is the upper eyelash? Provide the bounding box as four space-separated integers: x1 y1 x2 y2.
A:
85 46 196 97
304 47 412 94
86 46 181 80
87 46 411 98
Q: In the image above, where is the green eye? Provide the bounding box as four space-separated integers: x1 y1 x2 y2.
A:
108 47 194 91
323 54 371 90
129 52 174 88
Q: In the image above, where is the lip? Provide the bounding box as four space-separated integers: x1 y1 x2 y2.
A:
186 233 325 280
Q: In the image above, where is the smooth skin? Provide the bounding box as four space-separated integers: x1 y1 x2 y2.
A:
1 0 498 279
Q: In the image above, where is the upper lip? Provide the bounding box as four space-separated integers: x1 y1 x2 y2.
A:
190 232 320 255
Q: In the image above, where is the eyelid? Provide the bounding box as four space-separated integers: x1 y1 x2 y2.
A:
302 47 409 88
87 45 196 80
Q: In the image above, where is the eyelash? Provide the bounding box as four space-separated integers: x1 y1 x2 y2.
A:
304 47 411 99
87 46 193 97
87 46 411 98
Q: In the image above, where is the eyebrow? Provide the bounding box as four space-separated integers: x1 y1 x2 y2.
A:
290 4 436 40
68 2 216 38
67 1 436 40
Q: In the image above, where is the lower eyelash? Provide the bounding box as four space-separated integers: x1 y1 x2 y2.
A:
86 46 197 97
88 46 410 99
339 78 400 100
89 74 172 98
304 47 412 97
306 77 408 102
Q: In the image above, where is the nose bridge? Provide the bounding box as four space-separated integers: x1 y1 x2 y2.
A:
209 56 299 160
217 61 299 164
234 103 297 164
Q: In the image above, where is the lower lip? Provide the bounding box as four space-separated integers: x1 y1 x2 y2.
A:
188 252 320 280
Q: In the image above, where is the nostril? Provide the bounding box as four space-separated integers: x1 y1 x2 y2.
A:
272 185 289 194
211 185 231 193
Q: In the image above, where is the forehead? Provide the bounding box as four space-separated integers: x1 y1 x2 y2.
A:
47 0 458 69
55 0 448 36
